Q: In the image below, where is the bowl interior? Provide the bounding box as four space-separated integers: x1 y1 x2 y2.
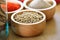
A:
24 0 56 11
11 10 46 25
7 1 23 13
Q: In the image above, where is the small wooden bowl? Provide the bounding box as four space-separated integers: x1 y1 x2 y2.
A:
11 10 46 37
1 1 23 23
7 1 23 23
24 0 56 20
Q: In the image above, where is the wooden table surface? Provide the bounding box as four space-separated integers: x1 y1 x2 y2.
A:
8 4 60 40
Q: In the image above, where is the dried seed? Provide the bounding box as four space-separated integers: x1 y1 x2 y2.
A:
14 11 43 23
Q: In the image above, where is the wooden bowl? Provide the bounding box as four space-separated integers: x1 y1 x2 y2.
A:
24 0 56 20
11 10 46 37
1 1 23 23
7 1 23 23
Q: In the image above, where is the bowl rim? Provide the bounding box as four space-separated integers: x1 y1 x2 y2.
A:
6 1 23 13
11 9 46 25
23 0 56 11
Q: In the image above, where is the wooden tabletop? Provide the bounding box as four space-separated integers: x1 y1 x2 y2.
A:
7 4 60 40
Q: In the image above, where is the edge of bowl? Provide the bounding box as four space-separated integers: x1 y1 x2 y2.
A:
24 0 56 11
6 1 23 13
11 9 46 25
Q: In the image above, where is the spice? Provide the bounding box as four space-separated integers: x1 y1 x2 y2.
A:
7 2 21 12
19 0 24 2
14 11 43 23
1 2 21 12
28 0 51 9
